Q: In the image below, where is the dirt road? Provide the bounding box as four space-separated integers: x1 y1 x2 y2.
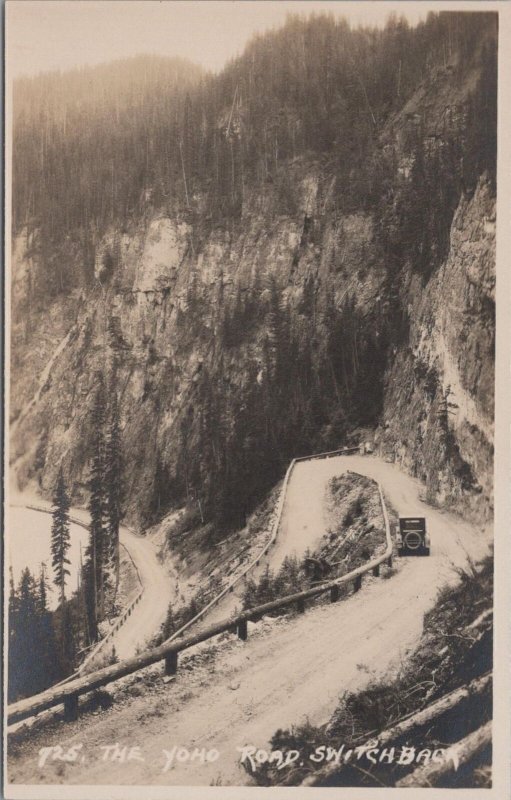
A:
7 456 491 788
63 507 178 662
104 524 175 661
7 496 176 663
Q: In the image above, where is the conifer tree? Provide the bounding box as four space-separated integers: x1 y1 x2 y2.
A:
105 390 123 591
38 562 50 613
9 566 16 613
266 276 284 375
38 562 65 682
8 567 60 700
53 599 77 675
9 568 38 699
50 467 71 605
84 373 107 639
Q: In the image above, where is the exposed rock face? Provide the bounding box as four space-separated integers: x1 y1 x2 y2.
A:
10 163 386 524
132 218 192 292
10 56 495 530
379 177 494 520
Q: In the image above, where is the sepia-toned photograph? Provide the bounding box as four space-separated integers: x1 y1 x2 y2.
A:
3 1 509 797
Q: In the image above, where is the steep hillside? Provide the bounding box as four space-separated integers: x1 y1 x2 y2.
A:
10 12 496 535
379 176 494 521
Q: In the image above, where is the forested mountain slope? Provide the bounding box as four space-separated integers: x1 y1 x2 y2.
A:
10 12 496 532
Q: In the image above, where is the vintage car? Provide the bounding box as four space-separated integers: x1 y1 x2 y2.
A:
396 517 430 556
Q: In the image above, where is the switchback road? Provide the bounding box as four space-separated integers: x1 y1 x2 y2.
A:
7 456 491 787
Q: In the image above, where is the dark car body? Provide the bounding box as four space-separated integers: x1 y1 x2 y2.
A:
396 517 430 556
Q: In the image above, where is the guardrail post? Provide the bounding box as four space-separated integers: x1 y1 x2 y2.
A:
297 598 306 613
237 619 248 641
330 585 340 603
64 693 79 722
164 651 178 676
387 555 393 569
354 575 362 593
373 564 380 578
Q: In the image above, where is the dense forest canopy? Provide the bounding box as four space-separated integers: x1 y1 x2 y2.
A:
12 11 496 296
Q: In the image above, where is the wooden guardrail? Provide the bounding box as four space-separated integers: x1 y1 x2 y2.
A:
162 457 295 644
7 460 393 727
78 589 144 672
163 446 360 644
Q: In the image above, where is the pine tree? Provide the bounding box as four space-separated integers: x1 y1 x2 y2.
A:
105 390 123 592
9 566 17 612
38 563 64 685
84 373 107 639
9 568 37 699
8 567 60 699
53 599 77 676
37 562 50 613
50 467 71 605
8 568 19 700
266 276 284 375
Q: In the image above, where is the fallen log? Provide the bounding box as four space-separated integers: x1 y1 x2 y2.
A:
302 672 491 786
377 672 491 747
466 608 492 630
396 720 492 787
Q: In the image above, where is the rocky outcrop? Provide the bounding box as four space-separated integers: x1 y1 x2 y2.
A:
10 161 388 526
379 177 495 521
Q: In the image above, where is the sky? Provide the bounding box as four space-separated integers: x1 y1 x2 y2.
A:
7 0 432 79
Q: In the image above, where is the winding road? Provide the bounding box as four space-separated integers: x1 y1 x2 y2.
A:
104 524 174 661
6 455 492 788
7 497 175 664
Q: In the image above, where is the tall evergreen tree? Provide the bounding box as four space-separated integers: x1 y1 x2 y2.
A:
84 373 107 639
9 568 38 700
8 567 61 700
50 467 71 605
105 389 123 591
37 562 50 613
9 566 16 611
